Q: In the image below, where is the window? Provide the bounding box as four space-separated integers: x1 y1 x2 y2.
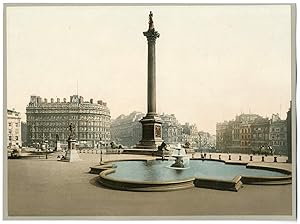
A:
16 123 19 127
15 136 18 140
8 136 12 141
8 123 11 127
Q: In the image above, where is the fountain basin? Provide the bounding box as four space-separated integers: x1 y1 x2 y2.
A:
91 158 291 192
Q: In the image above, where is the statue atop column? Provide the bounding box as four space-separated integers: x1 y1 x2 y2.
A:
144 11 160 41
148 11 155 31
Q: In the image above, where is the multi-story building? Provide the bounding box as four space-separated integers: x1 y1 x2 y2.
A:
231 118 241 152
7 109 22 148
250 117 270 152
180 123 199 147
237 114 261 153
160 113 181 145
110 111 145 147
269 114 287 155
216 121 228 152
21 122 28 146
111 112 215 149
216 121 234 153
216 113 288 154
26 95 111 148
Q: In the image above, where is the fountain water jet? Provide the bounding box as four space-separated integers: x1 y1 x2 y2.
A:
169 145 190 169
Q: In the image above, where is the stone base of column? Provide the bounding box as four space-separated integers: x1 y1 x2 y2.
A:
63 149 81 162
62 139 81 162
55 141 62 151
135 113 163 150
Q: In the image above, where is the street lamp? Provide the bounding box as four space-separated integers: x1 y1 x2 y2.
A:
99 150 103 165
99 139 104 165
45 139 48 159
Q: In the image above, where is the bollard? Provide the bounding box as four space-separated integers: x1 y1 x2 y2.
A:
228 155 231 160
274 157 277 162
209 154 212 159
239 155 242 161
262 156 264 162
250 155 253 161
219 155 221 160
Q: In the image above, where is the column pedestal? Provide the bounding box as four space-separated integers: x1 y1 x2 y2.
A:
63 139 81 162
55 141 62 151
135 114 163 149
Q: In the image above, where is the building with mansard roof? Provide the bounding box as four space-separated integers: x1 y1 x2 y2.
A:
26 95 111 148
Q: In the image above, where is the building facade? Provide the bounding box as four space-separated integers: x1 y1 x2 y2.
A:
160 113 181 145
250 117 270 152
180 123 199 147
111 112 216 149
269 114 287 155
26 95 111 148
7 109 22 148
216 121 229 152
21 122 28 146
110 111 145 147
216 113 288 154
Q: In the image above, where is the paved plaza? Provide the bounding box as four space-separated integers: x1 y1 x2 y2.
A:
6 152 293 217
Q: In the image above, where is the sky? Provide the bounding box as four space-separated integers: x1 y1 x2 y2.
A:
6 5 292 134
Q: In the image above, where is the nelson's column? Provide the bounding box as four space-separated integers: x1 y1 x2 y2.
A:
136 11 163 150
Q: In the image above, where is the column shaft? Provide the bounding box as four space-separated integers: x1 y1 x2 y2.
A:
147 41 156 114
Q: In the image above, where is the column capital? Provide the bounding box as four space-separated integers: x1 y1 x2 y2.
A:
143 30 160 43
